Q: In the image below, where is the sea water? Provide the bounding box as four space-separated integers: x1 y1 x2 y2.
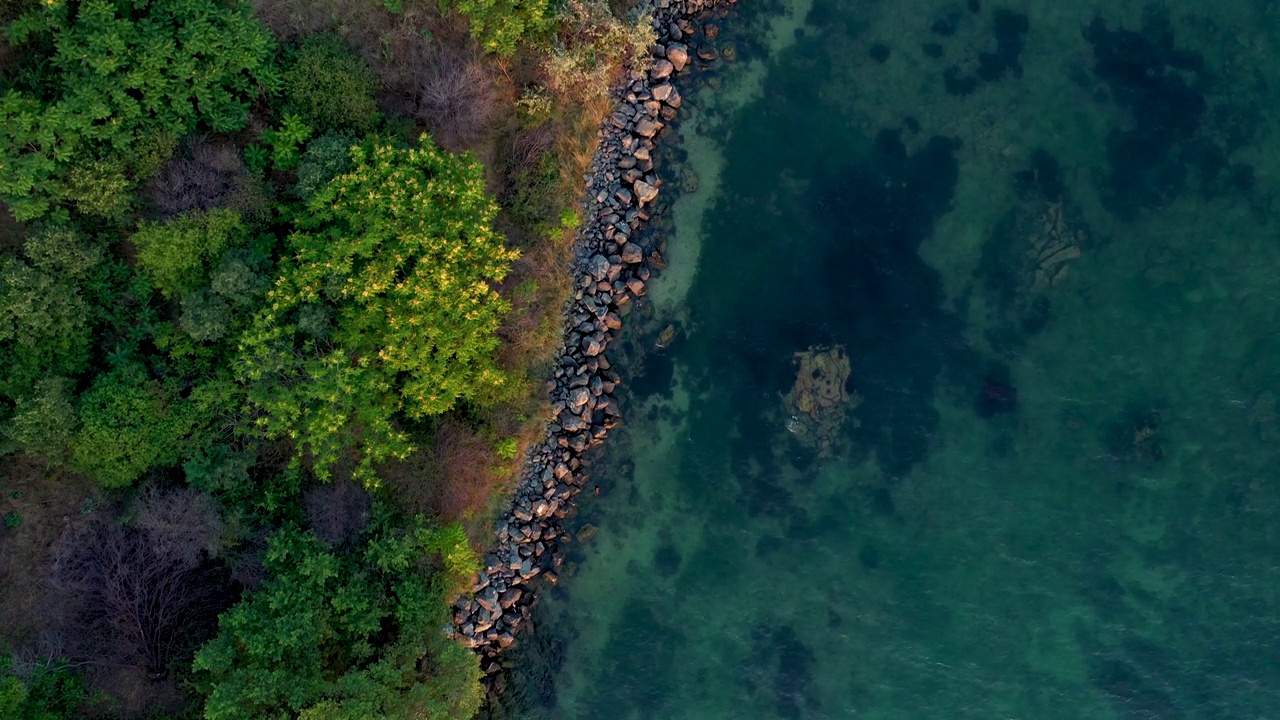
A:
501 1 1280 717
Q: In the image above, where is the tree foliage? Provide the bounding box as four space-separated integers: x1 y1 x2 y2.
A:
0 659 88 720
192 517 482 720
71 367 195 487
446 0 555 56
5 376 77 461
281 35 381 134
131 208 249 299
0 227 101 397
238 135 517 483
0 0 277 219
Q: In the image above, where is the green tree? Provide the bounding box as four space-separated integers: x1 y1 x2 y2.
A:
180 289 234 342
5 376 77 461
131 209 248 299
0 0 277 220
446 0 554 56
0 227 101 397
0 658 89 720
281 35 381 134
294 133 356 200
238 135 518 484
72 367 194 487
191 517 482 720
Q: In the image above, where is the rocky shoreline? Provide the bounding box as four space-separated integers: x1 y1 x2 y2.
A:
451 0 737 669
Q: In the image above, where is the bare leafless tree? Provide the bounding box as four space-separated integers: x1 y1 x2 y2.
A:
49 488 234 680
145 141 257 218
415 48 497 151
304 480 371 548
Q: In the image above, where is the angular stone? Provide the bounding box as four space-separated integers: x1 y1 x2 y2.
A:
634 118 662 138
582 335 605 356
620 242 644 264
626 277 647 296
666 42 690 70
651 83 675 102
650 59 675 80
633 180 659 204
568 386 591 408
587 253 611 281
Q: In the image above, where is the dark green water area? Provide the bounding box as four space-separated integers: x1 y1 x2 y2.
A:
501 1 1280 717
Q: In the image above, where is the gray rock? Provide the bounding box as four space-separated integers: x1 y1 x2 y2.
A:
587 253 611 280
582 335 605 356
568 386 591 408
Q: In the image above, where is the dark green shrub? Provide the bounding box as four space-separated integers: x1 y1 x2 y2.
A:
191 517 482 720
0 658 89 719
180 289 234 342
5 376 77 461
0 0 277 220
0 227 101 397
281 35 381 134
294 132 356 199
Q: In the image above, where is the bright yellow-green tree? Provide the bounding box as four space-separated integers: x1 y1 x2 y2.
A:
237 135 518 484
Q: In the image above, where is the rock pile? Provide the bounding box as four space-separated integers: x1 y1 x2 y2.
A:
783 345 859 457
451 0 737 666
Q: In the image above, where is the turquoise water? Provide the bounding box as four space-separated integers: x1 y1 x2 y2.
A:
501 1 1280 718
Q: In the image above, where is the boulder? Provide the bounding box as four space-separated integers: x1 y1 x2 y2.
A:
634 118 663 138
651 59 675 80
633 180 659 204
666 42 690 70
568 386 591 408
620 242 644 264
587 253 611 280
651 83 675 102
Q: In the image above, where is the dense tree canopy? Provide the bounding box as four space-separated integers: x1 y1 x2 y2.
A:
0 0 276 219
192 518 483 720
238 135 518 483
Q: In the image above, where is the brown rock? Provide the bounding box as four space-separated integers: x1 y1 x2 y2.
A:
634 118 663 138
666 43 690 70
620 242 644 264
633 180 659 204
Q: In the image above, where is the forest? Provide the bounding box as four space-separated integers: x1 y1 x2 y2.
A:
0 0 653 715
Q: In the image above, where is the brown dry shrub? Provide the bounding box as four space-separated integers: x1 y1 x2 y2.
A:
303 480 371 548
430 420 503 521
250 0 477 113
381 420 502 523
415 48 498 152
0 457 96 653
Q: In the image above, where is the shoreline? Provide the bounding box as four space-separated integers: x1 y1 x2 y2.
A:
452 0 738 672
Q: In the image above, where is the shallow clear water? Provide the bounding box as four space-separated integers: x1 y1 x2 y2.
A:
502 1 1280 718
